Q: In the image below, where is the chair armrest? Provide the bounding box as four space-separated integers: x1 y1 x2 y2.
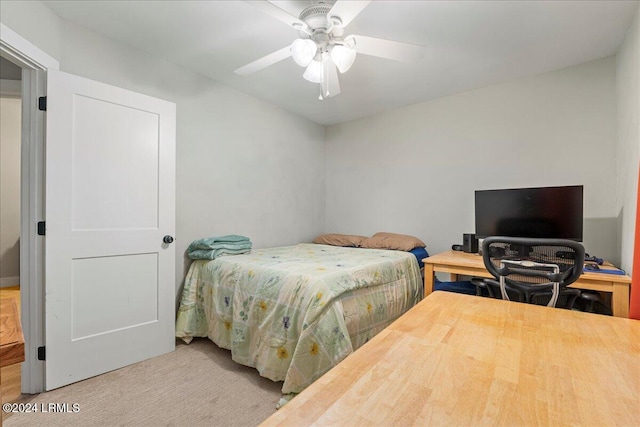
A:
470 277 499 297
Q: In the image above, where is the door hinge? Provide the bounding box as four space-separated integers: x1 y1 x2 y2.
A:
37 346 46 361
37 221 46 236
38 96 47 111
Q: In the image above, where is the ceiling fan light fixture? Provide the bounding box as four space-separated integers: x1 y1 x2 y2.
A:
291 38 316 67
330 44 357 73
239 1 429 99
303 59 324 83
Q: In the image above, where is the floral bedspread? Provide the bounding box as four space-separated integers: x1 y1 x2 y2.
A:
175 243 422 405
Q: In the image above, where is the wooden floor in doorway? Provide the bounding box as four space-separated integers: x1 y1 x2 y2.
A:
0 286 29 424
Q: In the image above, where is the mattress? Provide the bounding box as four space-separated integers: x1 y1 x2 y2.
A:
175 243 423 405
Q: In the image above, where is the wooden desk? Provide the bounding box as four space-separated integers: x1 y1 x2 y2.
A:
261 292 640 426
423 250 633 318
0 298 25 368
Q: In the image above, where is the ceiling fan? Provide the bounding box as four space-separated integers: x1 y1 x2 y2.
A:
235 0 427 100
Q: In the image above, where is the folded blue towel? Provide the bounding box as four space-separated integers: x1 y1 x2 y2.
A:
188 235 251 251
187 235 253 260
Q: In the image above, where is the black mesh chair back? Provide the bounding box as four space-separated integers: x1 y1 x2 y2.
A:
481 236 585 308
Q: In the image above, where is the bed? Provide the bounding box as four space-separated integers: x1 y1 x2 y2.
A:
175 243 423 405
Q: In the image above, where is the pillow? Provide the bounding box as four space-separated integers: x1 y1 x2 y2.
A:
313 233 368 247
359 232 426 251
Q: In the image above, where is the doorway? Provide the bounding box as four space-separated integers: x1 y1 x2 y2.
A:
0 58 22 291
1 24 176 399
1 22 60 396
1 23 176 399
0 57 24 419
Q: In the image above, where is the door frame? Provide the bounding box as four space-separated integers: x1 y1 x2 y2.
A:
1 23 59 394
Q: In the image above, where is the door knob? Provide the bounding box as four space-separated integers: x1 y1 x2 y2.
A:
163 235 174 244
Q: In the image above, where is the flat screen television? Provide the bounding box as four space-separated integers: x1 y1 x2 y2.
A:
475 185 583 241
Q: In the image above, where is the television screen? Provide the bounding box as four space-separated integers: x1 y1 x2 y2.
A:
475 185 583 241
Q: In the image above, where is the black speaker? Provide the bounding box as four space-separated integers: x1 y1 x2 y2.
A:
463 233 478 253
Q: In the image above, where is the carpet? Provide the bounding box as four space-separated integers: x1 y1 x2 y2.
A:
4 338 281 427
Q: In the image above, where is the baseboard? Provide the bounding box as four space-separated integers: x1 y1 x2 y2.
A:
0 276 20 288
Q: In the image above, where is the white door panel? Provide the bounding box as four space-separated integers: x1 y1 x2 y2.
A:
45 69 175 390
71 94 160 230
71 253 159 340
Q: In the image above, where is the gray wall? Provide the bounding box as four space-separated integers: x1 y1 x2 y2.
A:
1 57 22 80
616 6 640 274
0 1 326 298
0 48 22 286
0 96 21 285
325 57 621 265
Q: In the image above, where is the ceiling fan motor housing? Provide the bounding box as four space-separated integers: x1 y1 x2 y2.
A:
299 3 345 48
299 4 333 23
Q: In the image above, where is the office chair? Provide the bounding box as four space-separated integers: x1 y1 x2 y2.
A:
474 236 585 309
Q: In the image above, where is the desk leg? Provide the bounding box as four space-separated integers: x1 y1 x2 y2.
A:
424 265 434 298
611 283 630 318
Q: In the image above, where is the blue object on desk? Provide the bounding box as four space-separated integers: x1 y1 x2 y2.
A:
583 266 626 275
434 280 478 295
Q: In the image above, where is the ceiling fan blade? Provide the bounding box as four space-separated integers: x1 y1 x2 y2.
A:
268 1 304 17
246 0 307 30
322 59 341 98
351 35 427 63
234 45 292 76
328 0 371 27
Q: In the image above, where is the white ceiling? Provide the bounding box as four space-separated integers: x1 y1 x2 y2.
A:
44 0 638 126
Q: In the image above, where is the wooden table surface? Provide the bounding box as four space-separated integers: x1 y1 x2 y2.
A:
0 297 25 368
261 292 640 426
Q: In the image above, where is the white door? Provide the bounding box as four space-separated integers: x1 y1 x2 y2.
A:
45 70 176 390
